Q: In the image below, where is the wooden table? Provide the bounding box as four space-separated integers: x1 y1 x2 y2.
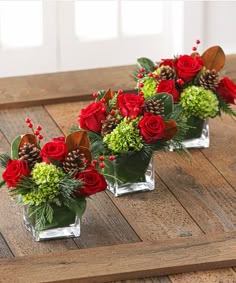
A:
0 56 236 282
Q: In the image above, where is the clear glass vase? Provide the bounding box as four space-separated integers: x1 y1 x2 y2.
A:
104 155 155 197
23 204 80 241
182 117 209 149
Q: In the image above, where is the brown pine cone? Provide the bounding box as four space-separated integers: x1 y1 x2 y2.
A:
63 149 86 173
199 69 219 91
159 66 176 80
145 99 164 116
19 143 41 169
101 115 119 137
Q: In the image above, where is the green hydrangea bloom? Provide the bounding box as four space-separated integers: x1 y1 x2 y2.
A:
142 77 158 98
103 118 143 154
180 86 219 119
22 163 65 206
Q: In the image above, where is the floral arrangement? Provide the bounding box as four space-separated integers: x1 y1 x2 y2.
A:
134 40 236 137
0 119 107 231
71 88 186 189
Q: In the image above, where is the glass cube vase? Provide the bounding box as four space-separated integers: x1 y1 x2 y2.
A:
182 117 209 149
103 155 155 197
23 204 80 241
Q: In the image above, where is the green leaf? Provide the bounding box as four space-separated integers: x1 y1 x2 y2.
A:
70 125 82 134
0 180 6 188
0 153 11 168
137 57 156 73
96 90 106 102
11 135 21 159
68 198 86 218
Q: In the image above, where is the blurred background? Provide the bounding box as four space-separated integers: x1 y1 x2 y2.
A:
0 0 235 78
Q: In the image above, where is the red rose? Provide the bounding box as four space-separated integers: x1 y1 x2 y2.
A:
138 113 166 143
74 167 107 196
51 136 66 143
156 80 180 102
176 55 204 82
118 94 144 118
79 101 107 132
2 159 30 188
216 77 236 104
40 141 68 163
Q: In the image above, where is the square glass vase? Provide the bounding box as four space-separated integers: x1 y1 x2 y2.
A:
182 117 209 149
104 156 155 197
23 205 80 241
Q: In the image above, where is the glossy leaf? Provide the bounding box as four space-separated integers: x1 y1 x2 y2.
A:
11 135 21 159
103 88 115 104
201 46 225 71
66 131 90 152
164 120 178 141
137 57 156 72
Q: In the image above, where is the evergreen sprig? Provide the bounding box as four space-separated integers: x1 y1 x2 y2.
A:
0 153 10 168
108 93 118 111
217 94 236 117
11 177 38 196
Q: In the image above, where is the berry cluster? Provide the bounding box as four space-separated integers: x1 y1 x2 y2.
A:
91 155 115 169
25 118 43 140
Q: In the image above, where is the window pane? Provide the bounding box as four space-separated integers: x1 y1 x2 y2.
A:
0 1 43 48
75 0 118 41
121 1 163 36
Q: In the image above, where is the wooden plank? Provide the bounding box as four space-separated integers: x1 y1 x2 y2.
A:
0 65 135 109
0 107 140 253
0 232 236 283
200 115 236 190
0 233 13 258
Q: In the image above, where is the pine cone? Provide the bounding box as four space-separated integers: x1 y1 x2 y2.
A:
19 143 41 169
199 69 219 91
62 149 86 173
159 66 176 80
145 99 164 116
101 115 119 137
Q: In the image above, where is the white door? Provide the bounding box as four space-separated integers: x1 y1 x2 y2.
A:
0 0 57 77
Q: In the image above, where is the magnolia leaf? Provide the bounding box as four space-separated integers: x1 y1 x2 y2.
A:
201 46 226 71
164 120 178 141
137 57 156 72
18 134 37 150
66 131 90 152
78 146 92 164
11 135 22 159
103 88 115 104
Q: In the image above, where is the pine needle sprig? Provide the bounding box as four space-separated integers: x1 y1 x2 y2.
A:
11 177 38 196
0 153 11 168
59 172 84 202
108 93 118 111
217 94 236 117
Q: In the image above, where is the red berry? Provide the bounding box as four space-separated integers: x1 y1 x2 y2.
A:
93 92 98 98
25 118 31 123
117 89 123 95
153 74 159 79
28 123 33 128
139 82 144 88
148 72 153 77
99 163 105 168
100 98 105 103
92 159 97 164
137 73 143 79
38 134 44 140
177 78 184 85
140 67 145 73
34 130 39 136
109 155 115 161
110 110 115 116
153 66 158 70
196 39 200 44
192 46 197 51
37 125 42 131
139 91 144 96
99 156 105 161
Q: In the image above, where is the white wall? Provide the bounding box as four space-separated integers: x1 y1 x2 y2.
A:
0 1 235 78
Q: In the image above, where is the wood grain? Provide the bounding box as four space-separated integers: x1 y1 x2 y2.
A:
0 233 13 258
0 65 135 109
0 232 236 283
0 107 140 253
